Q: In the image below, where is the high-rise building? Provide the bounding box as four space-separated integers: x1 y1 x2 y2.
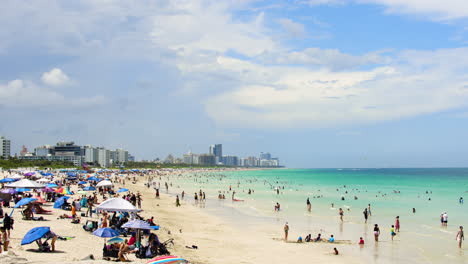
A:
199 154 216 165
209 144 222 163
115 148 129 164
84 145 98 164
222 155 239 166
52 141 83 156
96 147 110 167
0 136 11 159
260 152 271 160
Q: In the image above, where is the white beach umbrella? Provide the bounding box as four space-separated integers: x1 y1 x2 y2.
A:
96 180 113 187
36 178 50 183
96 198 140 212
5 179 45 189
10 174 23 179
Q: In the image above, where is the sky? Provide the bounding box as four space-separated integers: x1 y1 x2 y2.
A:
1 0 468 168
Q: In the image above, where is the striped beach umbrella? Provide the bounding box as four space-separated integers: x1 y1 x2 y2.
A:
147 256 189 264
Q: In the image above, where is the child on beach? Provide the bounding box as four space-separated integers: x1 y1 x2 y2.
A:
374 224 380 242
359 237 365 245
333 248 339 255
390 225 396 241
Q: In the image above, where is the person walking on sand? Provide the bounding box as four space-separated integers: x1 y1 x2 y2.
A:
456 226 464 248
374 224 380 242
306 198 311 212
284 222 289 241
176 195 181 207
339 208 344 221
368 204 372 216
395 216 400 232
363 208 368 223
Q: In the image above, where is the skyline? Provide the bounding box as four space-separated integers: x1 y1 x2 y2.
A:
1 1 468 168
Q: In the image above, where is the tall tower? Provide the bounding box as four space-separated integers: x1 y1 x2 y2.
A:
0 136 11 159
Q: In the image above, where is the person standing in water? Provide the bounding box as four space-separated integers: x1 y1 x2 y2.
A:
368 204 372 216
456 226 464 248
374 224 380 242
339 208 344 221
306 198 311 212
284 222 289 241
363 208 368 223
395 216 400 232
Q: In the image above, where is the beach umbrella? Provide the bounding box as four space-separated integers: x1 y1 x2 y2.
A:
16 188 32 192
96 198 140 213
0 178 16 183
83 186 96 191
47 183 59 188
14 197 38 208
0 188 16 194
36 178 50 183
78 181 87 185
24 172 35 177
147 256 188 264
93 228 120 238
21 226 50 245
53 196 70 209
6 179 44 189
41 187 55 193
106 237 124 245
117 188 129 193
96 180 113 187
10 174 22 179
87 176 100 182
122 220 152 230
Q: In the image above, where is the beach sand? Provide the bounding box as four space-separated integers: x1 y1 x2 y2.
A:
0 170 360 264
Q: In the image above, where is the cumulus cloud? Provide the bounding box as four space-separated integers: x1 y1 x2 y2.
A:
198 48 468 128
278 18 306 38
41 68 70 86
0 78 105 107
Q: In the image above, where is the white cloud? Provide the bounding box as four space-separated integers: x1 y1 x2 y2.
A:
278 18 306 38
199 48 468 128
0 78 105 108
41 68 70 86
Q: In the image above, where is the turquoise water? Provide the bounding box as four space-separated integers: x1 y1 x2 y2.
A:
162 168 468 263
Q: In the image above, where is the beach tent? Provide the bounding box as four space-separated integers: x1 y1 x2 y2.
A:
6 179 44 189
96 180 113 187
96 198 140 212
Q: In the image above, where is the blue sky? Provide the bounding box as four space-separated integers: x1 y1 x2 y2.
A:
1 0 468 168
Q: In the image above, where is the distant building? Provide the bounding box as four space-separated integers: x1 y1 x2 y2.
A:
96 147 111 167
20 145 29 156
183 152 200 165
128 155 135 162
52 141 83 157
222 155 239 166
164 154 175 164
34 145 52 156
209 144 222 164
199 154 216 166
260 152 271 160
84 145 98 164
0 136 11 159
115 148 129 164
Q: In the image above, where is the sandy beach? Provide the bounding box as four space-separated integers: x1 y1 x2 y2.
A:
0 169 360 264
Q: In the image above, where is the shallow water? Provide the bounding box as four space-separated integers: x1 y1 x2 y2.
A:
158 168 468 263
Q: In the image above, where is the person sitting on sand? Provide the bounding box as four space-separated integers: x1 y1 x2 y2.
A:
314 233 322 242
297 236 303 243
118 239 138 262
329 235 335 243
305 234 312 242
333 248 339 255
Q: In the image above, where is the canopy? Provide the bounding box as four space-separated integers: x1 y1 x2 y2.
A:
14 197 38 208
21 226 50 245
93 228 120 238
96 180 113 187
122 219 152 230
6 179 45 189
36 178 50 183
96 198 140 212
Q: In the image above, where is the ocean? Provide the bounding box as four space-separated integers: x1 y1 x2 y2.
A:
161 168 468 263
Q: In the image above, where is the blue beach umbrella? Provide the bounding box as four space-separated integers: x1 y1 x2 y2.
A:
14 197 38 208
16 188 32 192
53 196 70 209
21 226 50 245
83 186 96 191
46 183 59 188
0 178 16 183
93 228 120 238
78 181 87 185
117 188 129 193
87 176 100 182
